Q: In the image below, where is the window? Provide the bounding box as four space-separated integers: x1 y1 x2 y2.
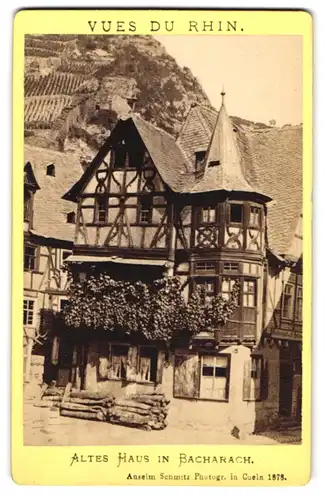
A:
59 299 70 312
46 164 55 177
95 197 107 223
23 299 35 326
196 279 216 304
223 262 239 272
113 142 127 168
230 204 243 223
249 206 261 227
66 211 76 224
195 262 215 273
200 206 216 224
243 356 264 401
296 286 303 322
200 355 230 401
282 284 294 319
243 280 256 308
221 278 239 305
139 197 152 224
138 346 158 383
110 344 128 379
24 245 37 271
24 193 32 222
195 150 206 171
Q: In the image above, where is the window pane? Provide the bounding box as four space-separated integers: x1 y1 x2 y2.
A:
215 367 227 377
224 262 239 271
196 262 215 271
202 366 214 377
24 246 36 270
215 356 228 368
201 207 215 223
23 299 34 325
221 279 230 292
249 206 261 226
230 204 243 223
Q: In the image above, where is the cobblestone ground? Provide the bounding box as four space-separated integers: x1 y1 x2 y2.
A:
23 401 301 446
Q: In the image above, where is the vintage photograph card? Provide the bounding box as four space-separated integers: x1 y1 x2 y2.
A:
12 9 312 485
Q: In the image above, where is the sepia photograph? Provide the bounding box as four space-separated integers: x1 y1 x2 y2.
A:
22 33 303 447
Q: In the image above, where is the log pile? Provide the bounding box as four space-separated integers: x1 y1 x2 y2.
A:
41 386 64 407
59 390 115 422
108 393 169 431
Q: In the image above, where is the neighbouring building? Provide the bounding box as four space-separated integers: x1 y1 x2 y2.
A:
23 145 83 398
26 93 303 434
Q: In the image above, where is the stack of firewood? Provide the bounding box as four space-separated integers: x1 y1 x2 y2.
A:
40 386 64 407
107 393 169 431
60 391 115 422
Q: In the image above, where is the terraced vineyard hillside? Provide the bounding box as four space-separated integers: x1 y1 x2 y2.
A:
24 34 271 162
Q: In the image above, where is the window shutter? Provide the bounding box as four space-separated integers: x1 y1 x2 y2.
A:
261 359 269 400
156 351 165 384
127 346 138 381
174 352 200 398
98 342 110 380
243 359 252 401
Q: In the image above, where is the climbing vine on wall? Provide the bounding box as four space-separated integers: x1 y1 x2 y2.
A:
63 268 240 341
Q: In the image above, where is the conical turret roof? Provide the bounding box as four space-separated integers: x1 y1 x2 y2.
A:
190 92 272 201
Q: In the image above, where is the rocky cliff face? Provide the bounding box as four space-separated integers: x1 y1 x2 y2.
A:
24 34 213 165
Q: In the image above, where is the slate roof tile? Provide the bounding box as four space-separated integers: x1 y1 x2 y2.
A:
24 145 83 242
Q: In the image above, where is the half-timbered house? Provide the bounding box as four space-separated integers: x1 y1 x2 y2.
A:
56 93 302 434
23 145 83 397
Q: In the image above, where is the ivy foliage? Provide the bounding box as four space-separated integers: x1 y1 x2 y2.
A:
63 270 240 341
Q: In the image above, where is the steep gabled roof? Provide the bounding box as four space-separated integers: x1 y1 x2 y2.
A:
249 126 303 255
64 114 191 201
63 104 302 256
131 114 191 191
25 145 83 242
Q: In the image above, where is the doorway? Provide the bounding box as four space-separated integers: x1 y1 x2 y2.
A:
279 359 294 417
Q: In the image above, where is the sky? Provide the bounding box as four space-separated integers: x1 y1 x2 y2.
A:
155 35 302 126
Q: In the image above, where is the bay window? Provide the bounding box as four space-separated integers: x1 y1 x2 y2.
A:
196 278 216 304
200 206 216 224
249 206 261 227
243 280 256 307
230 203 243 223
